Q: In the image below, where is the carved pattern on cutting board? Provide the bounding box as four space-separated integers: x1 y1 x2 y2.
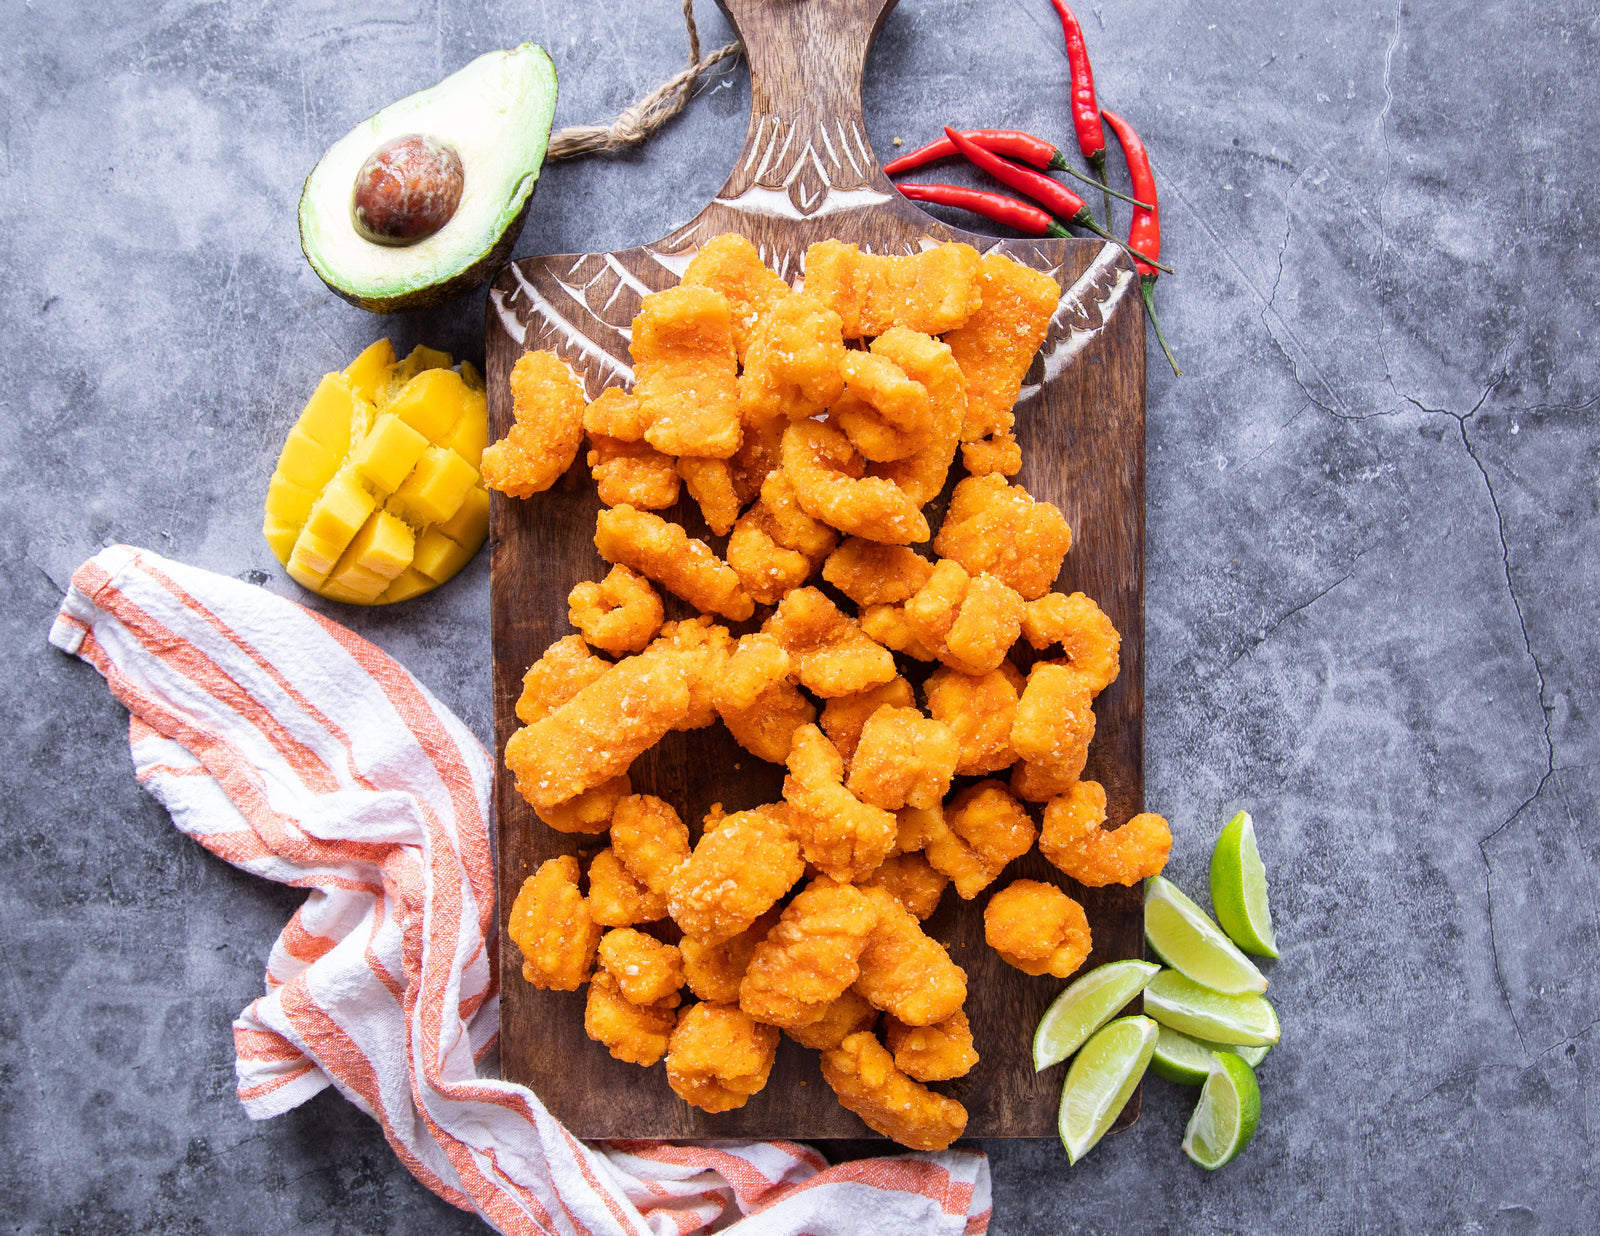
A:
714 111 894 219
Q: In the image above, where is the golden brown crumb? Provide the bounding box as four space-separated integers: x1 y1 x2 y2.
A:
665 1002 779 1113
482 351 586 498
506 855 600 991
1039 781 1172 887
567 565 664 656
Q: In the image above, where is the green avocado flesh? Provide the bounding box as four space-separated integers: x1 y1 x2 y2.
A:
299 45 557 313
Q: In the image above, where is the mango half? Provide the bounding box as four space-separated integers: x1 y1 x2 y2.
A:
263 339 490 604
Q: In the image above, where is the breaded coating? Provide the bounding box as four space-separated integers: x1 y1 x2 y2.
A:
610 794 691 899
681 909 779 1004
819 677 916 767
585 970 678 1066
984 878 1092 978
864 851 950 921
923 782 1037 899
507 856 601 991
893 804 939 855
738 291 847 421
669 805 805 944
598 928 685 1006
665 1003 779 1113
587 433 681 509
885 1010 978 1082
567 565 665 656
583 385 650 441
858 603 938 662
831 351 932 463
924 662 1025 776
715 633 792 712
865 328 967 507
1021 592 1122 696
482 351 586 498
822 538 935 607
729 408 788 505
1010 661 1096 772
802 240 982 337
594 504 754 621
1040 781 1172 887
649 617 735 731
933 474 1073 600
781 420 930 545
854 886 967 1026
784 988 878 1050
676 455 743 536
783 725 899 883
536 773 632 834
961 434 1023 478
504 645 693 813
515 635 610 726
714 635 817 764
739 876 881 1028
762 586 897 698
846 706 960 811
821 1031 968 1151
727 473 837 606
944 252 1062 468
587 847 668 927
902 559 1025 676
682 233 791 361
632 284 742 459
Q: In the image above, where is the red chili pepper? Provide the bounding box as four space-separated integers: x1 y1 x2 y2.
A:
884 130 1154 209
897 182 1072 238
942 127 1173 273
1049 0 1111 226
1101 108 1179 376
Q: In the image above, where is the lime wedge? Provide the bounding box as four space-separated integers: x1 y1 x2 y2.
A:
1150 1024 1268 1085
1033 959 1161 1071
1210 810 1279 958
1144 970 1280 1046
1058 1015 1159 1163
1181 1052 1261 1168
1145 876 1268 994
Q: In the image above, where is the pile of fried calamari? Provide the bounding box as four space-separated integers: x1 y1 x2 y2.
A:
488 235 1171 1151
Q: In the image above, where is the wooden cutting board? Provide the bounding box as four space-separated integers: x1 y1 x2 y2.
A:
485 0 1146 1140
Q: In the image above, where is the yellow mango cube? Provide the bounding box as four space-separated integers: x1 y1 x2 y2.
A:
435 485 489 549
377 568 437 604
343 338 396 405
349 413 429 495
439 390 490 468
276 428 343 492
411 526 477 582
386 367 469 442
389 446 476 525
329 559 392 597
380 345 454 406
263 515 299 563
303 470 376 550
341 510 415 580
318 578 384 605
265 472 317 526
297 374 364 453
287 526 344 585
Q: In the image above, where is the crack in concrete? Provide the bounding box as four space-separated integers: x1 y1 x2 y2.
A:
1224 561 1359 675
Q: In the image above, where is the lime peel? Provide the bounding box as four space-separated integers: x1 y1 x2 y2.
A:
1144 876 1268 994
1210 810 1280 958
1181 1052 1261 1169
1058 1015 1159 1164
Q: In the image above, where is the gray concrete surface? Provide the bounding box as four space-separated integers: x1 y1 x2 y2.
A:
3 0 1596 1232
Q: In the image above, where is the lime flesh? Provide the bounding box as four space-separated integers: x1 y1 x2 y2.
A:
1033 960 1161 1071
1058 1015 1159 1163
1144 970 1280 1047
1145 876 1268 994
1181 1052 1261 1168
1210 810 1279 958
1151 1024 1269 1085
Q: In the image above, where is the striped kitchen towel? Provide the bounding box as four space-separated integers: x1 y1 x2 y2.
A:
49 545 991 1236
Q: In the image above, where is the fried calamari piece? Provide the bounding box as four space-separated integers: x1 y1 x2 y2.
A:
507 856 600 991
681 233 792 362
583 384 651 441
933 473 1073 600
864 851 950 921
961 434 1024 478
854 885 967 1026
632 284 742 459
865 328 967 507
1010 661 1096 773
821 538 935 607
681 909 779 1004
669 805 805 943
715 633 791 712
649 617 735 731
536 773 631 834
665 1002 779 1113
922 782 1037 899
923 662 1025 776
892 804 938 855
738 291 847 421
762 586 897 698
831 351 933 463
714 634 817 764
858 603 938 662
610 793 691 900
515 635 610 725
781 420 930 545
729 407 788 506
902 558 1025 675
482 351 586 497
984 878 1093 977
585 970 678 1066
1040 781 1172 887
885 1010 978 1082
846 706 960 812
784 988 878 1050
783 725 899 883
821 1031 968 1151
567 565 665 656
587 847 668 927
597 928 685 1006
739 876 881 1028
587 434 682 509
676 455 743 536
1021 591 1122 696
819 676 916 767
727 469 839 605
594 504 754 621
802 240 982 337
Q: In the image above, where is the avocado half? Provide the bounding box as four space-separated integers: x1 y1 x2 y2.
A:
298 45 558 314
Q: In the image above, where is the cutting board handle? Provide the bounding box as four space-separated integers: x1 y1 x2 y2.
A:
712 0 900 215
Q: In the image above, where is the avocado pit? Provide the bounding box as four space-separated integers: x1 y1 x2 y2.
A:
351 134 465 246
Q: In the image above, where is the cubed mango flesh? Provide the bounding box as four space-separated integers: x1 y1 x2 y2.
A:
387 367 467 442
412 526 477 582
389 445 477 526
343 338 397 405
349 413 429 495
